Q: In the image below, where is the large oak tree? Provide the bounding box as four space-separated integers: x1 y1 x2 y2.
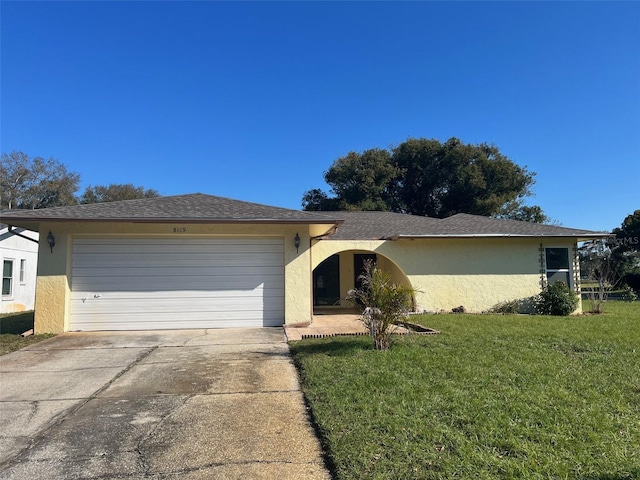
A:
302 137 545 221
302 148 398 212
79 184 160 204
1 151 80 209
1 151 161 209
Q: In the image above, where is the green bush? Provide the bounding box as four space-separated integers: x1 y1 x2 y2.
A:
535 281 579 316
620 284 638 302
487 299 522 314
488 297 537 314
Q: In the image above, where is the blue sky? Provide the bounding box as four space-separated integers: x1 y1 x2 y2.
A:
2 1 638 232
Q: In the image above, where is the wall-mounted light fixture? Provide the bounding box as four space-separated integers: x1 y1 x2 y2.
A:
294 233 300 253
47 231 56 253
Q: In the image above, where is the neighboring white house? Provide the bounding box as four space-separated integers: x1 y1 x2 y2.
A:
1 224 39 313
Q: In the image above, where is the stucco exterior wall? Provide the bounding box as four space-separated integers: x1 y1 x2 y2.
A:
32 219 582 333
312 237 580 313
34 222 313 333
34 275 69 333
395 237 542 312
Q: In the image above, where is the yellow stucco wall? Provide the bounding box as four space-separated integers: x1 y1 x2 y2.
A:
34 222 314 333
312 237 580 313
33 221 581 333
34 276 69 334
33 225 73 334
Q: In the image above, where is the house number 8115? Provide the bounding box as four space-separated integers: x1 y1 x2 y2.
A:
173 227 187 233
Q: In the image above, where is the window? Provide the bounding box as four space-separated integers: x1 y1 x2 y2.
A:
20 259 26 283
545 247 571 286
2 260 14 296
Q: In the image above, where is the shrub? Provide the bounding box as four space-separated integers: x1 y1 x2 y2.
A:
620 284 638 302
622 273 640 294
487 297 538 314
535 281 579 316
347 260 415 350
487 299 521 314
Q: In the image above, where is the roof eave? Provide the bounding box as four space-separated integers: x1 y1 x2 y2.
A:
0 216 343 225
388 233 613 240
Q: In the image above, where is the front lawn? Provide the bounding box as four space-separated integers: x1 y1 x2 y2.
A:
0 311 55 355
290 301 640 479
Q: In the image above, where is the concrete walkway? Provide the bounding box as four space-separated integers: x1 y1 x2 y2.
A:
285 313 417 341
284 313 367 341
0 329 330 480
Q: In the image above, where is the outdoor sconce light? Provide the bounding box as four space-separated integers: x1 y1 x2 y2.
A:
47 231 56 253
294 233 300 253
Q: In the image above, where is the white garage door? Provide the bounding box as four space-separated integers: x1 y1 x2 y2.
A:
70 237 284 331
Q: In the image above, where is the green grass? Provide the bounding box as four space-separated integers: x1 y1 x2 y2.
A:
0 311 55 355
290 301 640 479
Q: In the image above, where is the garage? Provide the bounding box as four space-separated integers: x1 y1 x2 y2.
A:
69 237 284 331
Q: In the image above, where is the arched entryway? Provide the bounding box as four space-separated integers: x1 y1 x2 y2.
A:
312 249 413 313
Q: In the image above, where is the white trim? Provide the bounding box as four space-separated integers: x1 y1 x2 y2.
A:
392 233 611 240
543 246 573 289
2 258 15 298
19 259 26 284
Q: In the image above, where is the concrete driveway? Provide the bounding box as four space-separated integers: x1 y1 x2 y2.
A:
0 329 331 480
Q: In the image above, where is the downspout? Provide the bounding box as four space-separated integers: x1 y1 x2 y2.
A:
7 226 39 244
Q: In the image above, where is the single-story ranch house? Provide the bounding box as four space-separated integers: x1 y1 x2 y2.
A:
1 193 607 333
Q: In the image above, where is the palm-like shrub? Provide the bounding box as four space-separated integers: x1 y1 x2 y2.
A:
347 260 415 350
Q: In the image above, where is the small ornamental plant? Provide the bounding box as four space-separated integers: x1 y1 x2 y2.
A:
620 284 638 302
347 260 415 350
535 281 579 316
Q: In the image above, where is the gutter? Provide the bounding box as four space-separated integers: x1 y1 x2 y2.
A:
387 233 614 240
0 217 344 225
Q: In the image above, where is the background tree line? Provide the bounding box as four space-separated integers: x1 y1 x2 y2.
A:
3 148 638 295
1 151 159 209
579 209 640 309
302 137 549 223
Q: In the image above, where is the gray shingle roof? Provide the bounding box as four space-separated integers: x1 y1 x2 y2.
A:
324 211 607 240
320 211 443 239
435 213 605 237
0 193 340 224
0 194 607 239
